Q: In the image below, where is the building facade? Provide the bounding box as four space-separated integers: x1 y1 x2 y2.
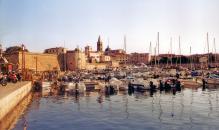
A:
129 53 150 65
44 47 67 71
66 49 86 71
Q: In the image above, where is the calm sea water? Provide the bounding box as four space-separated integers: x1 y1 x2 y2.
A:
13 88 219 130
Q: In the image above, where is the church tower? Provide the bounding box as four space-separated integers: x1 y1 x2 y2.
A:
97 35 103 52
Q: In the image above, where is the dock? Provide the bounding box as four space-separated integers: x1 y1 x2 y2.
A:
0 82 32 120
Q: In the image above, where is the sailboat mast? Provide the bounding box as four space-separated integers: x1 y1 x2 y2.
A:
157 32 160 67
154 46 157 67
170 37 173 66
190 46 192 70
214 38 217 64
124 35 127 53
149 41 152 66
207 32 210 67
179 36 182 66
123 35 127 65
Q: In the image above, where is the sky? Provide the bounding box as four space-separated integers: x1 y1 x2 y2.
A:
0 0 219 55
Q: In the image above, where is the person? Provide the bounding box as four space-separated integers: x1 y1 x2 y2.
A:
75 83 79 95
176 80 181 91
150 81 156 91
17 72 22 81
128 82 134 93
159 80 164 91
176 73 180 79
202 78 206 90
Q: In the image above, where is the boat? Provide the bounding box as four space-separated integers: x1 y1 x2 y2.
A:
84 81 104 91
129 78 151 90
205 74 219 85
179 78 201 88
41 81 53 94
59 81 86 94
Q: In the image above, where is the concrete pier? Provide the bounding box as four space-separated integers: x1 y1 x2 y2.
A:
0 82 32 120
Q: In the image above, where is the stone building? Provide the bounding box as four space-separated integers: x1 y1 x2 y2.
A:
104 46 128 64
129 53 150 65
85 46 92 55
44 47 67 71
66 48 86 71
44 47 67 54
100 55 111 62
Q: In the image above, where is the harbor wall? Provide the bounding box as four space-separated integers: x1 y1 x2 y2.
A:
4 52 60 71
0 82 32 120
0 93 33 130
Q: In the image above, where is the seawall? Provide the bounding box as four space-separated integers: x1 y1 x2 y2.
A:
0 82 32 120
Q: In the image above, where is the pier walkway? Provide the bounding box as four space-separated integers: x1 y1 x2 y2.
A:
0 81 30 100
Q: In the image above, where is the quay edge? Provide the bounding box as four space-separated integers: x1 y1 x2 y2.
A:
0 82 32 121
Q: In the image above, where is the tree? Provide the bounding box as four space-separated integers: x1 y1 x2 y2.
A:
5 46 29 54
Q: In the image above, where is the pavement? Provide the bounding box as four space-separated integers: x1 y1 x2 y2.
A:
0 81 31 100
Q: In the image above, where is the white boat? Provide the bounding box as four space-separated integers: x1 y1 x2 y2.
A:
60 82 86 94
42 81 52 94
129 78 151 90
109 78 127 91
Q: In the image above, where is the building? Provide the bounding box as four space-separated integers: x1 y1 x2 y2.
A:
85 36 105 63
44 47 67 71
87 52 101 63
85 46 92 55
44 47 67 54
129 53 150 65
66 48 86 71
104 46 128 64
100 55 111 62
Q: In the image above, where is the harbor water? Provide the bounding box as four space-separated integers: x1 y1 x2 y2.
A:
12 88 219 130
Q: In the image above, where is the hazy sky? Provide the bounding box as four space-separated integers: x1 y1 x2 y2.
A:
0 0 219 54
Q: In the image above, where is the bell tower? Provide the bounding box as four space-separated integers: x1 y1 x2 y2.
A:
97 35 103 52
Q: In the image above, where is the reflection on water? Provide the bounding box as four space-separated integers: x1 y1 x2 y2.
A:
12 87 219 130
0 93 33 130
